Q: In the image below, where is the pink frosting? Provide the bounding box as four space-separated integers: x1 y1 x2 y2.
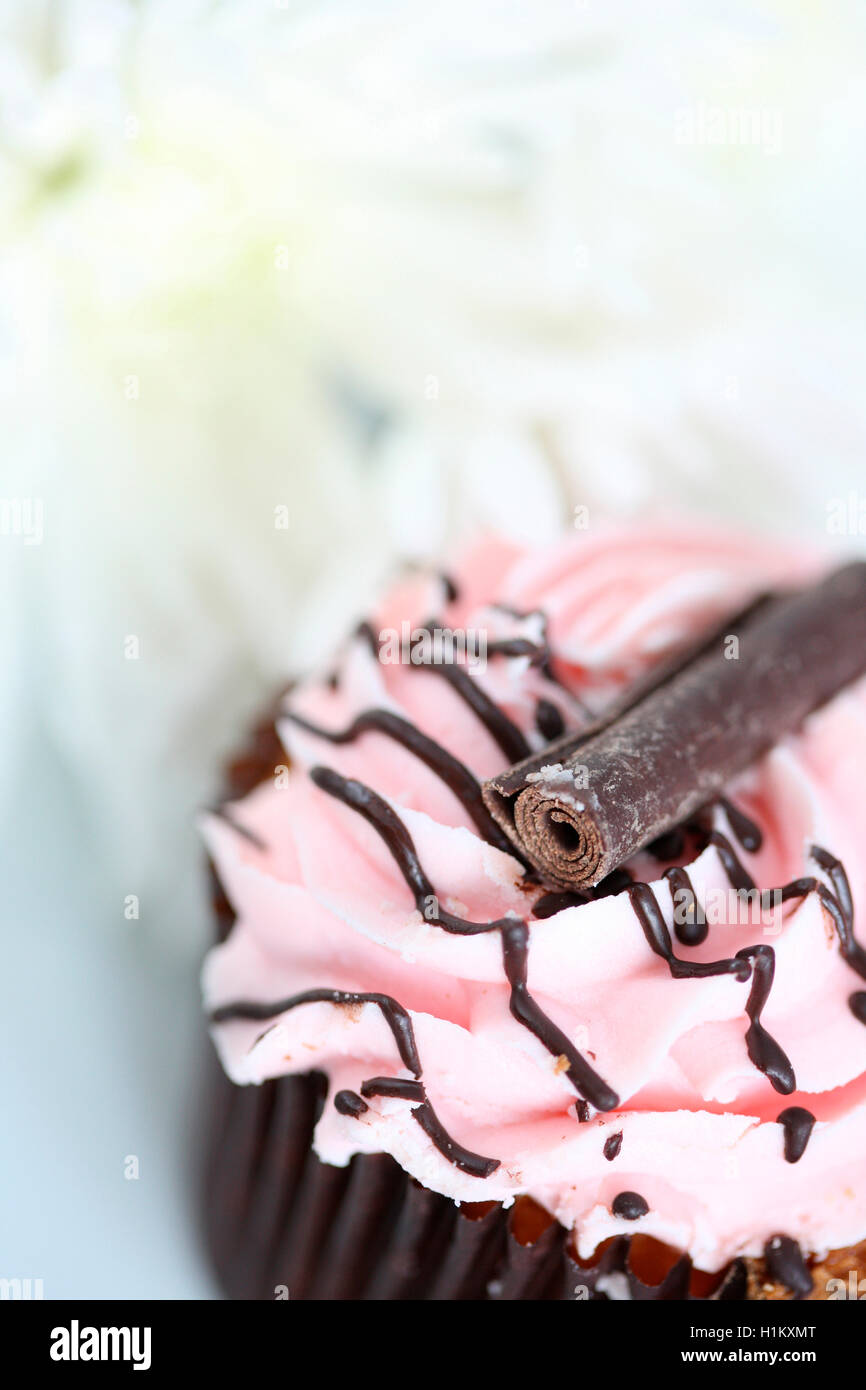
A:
202 523 866 1272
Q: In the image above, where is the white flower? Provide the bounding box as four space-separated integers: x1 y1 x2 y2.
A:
2 0 865 950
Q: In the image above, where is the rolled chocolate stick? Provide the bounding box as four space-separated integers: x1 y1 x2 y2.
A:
483 562 866 891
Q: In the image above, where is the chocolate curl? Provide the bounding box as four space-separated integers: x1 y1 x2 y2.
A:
483 563 866 891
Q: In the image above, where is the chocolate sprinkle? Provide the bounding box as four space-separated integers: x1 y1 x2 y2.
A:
612 1191 649 1220
776 1106 815 1164
763 1234 813 1299
536 699 565 741
334 1089 368 1117
603 1132 623 1161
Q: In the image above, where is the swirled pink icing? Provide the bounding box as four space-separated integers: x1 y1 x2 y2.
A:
202 522 866 1272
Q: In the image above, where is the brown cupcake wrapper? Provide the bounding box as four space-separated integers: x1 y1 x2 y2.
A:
202 1050 763 1301
202 1055 557 1300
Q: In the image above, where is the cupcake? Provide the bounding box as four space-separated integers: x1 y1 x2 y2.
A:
201 524 866 1300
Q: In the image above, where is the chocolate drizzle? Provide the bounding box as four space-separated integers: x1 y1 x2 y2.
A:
210 988 422 1077
209 989 498 1176
717 797 763 852
305 764 866 1105
499 920 619 1112
361 1077 425 1101
286 707 519 858
309 766 504 937
214 749 860 1171
359 1077 500 1178
776 1106 815 1164
439 572 459 603
486 637 548 661
850 992 866 1025
647 828 686 862
759 859 866 984
708 830 756 893
663 866 708 947
532 890 590 919
356 616 533 763
354 620 380 658
430 659 531 763
310 764 620 1111
627 881 750 982
735 946 796 1095
810 846 866 979
211 571 866 1210
811 844 854 926
355 605 576 764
